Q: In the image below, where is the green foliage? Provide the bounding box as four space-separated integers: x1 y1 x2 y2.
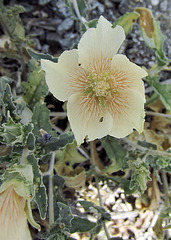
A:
112 12 140 35
66 0 88 19
36 132 74 155
22 64 48 109
32 102 53 136
147 76 171 113
27 48 58 63
57 202 74 227
27 154 47 219
129 159 151 194
106 176 137 195
69 216 96 233
2 82 17 120
55 140 86 174
101 136 128 173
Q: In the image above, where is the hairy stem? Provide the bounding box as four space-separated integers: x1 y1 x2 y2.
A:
72 0 88 29
146 111 171 119
49 152 55 226
123 137 171 158
90 141 110 240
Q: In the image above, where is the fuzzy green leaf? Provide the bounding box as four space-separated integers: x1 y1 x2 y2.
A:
27 48 58 63
57 202 73 227
147 76 171 113
112 12 140 35
3 84 17 119
101 136 128 173
27 154 47 219
32 102 53 137
37 132 74 155
69 216 96 233
22 66 48 109
129 159 151 194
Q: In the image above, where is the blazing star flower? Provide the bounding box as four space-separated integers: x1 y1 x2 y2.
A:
41 16 148 145
0 168 40 240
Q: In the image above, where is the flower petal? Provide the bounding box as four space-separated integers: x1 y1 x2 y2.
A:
78 16 125 72
41 49 89 101
111 54 148 95
107 89 145 138
67 93 113 145
0 187 32 240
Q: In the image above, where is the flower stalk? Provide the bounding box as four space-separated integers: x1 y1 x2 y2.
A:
90 141 110 240
48 152 55 226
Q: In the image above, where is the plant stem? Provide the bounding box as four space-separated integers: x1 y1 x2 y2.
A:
49 152 55 226
72 0 88 29
123 137 171 158
90 141 110 240
146 111 171 119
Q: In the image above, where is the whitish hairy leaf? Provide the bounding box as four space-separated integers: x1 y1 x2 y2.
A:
101 136 128 173
22 66 48 109
69 216 96 233
27 154 47 219
27 48 58 63
147 76 171 113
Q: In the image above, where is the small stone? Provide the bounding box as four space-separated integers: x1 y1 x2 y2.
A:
160 0 168 11
59 32 79 49
42 44 49 53
57 18 74 36
46 32 60 44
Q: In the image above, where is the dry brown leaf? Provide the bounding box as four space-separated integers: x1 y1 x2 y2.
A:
63 166 86 190
142 129 165 150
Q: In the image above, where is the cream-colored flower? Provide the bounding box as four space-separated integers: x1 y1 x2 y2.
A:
41 16 148 145
0 178 40 240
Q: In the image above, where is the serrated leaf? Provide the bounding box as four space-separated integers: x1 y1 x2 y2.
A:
112 12 140 35
135 7 169 67
101 136 128 173
57 202 73 227
14 97 33 125
0 76 13 103
69 216 96 233
27 48 58 63
32 102 53 137
3 83 18 120
129 159 151 194
79 200 111 221
22 66 48 109
107 176 137 194
147 76 171 113
2 116 23 145
27 154 47 219
37 132 74 155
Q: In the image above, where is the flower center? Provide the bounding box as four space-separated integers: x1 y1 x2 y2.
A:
85 71 118 107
